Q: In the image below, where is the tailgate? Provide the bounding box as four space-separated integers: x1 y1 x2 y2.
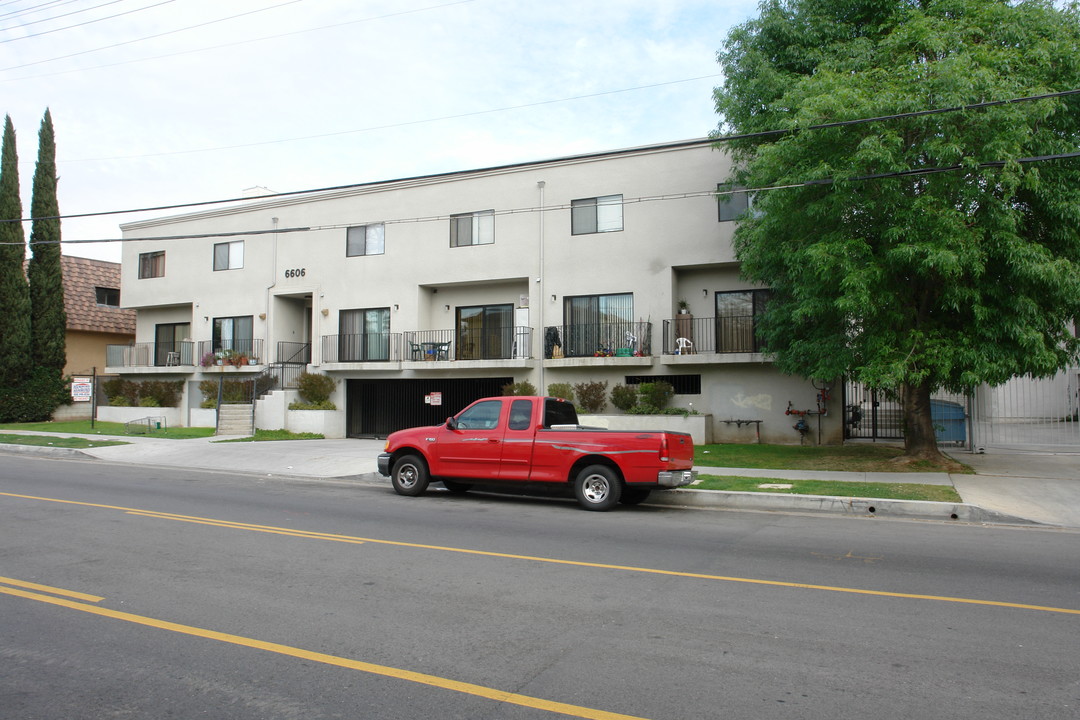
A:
664 432 695 468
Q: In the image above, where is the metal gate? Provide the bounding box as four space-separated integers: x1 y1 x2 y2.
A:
346 377 513 438
845 368 1080 452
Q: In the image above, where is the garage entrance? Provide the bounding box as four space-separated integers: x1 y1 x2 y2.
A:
345 377 513 438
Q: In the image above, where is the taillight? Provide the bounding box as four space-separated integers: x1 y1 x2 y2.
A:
659 434 669 462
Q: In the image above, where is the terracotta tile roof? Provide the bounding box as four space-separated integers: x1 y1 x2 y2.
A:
61 255 136 335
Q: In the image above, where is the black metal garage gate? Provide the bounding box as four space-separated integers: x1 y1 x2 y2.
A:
346 377 513 438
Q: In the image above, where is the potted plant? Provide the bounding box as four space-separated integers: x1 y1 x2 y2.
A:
677 299 690 315
200 351 216 368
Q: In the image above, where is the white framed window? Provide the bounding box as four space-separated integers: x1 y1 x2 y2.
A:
450 210 494 247
571 194 622 235
346 223 385 256
213 240 244 271
138 251 165 278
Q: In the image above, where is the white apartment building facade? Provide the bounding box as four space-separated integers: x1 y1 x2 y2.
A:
110 139 845 444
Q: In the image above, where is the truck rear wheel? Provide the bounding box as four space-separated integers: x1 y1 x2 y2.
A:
391 454 429 497
574 465 621 511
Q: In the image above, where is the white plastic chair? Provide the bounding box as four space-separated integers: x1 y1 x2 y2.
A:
675 337 693 355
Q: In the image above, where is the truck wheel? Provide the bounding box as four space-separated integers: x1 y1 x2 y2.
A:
441 479 470 494
620 487 651 505
574 465 622 511
391 454 429 497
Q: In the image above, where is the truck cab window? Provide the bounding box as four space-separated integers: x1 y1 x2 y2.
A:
544 399 579 428
456 400 502 430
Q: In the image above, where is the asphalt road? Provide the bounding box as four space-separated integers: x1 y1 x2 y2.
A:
2 454 1078 720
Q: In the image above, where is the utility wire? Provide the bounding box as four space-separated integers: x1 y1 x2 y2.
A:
0 0 173 44
0 0 88 24
11 86 1078 225
12 149 1079 247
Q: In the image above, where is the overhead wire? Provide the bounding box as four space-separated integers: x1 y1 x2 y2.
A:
0 0 174 44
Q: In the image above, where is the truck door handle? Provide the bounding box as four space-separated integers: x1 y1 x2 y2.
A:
489 438 499 443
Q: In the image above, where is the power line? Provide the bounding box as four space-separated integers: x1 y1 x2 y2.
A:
0 0 91 24
0 0 173 44
11 86 1076 225
0 0 304 72
9 149 1078 247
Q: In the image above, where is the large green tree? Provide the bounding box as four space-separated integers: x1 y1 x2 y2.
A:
0 114 30 387
713 0 1080 462
28 108 66 374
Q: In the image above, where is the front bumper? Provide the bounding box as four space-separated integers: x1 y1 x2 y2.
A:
657 469 697 488
377 453 392 477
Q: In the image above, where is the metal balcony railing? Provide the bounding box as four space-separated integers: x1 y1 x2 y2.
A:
543 322 651 358
322 333 402 362
661 315 763 354
106 341 196 367
196 339 265 366
276 341 311 365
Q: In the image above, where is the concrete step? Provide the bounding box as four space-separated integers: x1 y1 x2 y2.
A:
217 404 253 435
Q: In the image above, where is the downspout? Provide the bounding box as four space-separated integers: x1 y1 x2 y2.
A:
537 180 546 395
265 216 279 362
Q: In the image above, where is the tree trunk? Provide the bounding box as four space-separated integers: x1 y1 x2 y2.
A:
899 380 945 462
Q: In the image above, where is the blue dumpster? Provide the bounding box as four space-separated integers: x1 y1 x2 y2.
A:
930 399 966 445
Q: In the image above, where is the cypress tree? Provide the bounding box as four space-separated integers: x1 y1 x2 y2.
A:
0 114 30 387
28 108 66 373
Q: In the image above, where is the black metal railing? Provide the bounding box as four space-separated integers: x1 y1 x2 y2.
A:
402 329 455 361
277 341 311 365
661 315 764 354
197 339 265 367
543 322 651 358
322 333 402 362
106 341 196 367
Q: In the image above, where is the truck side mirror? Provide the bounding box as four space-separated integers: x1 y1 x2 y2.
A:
446 416 458 430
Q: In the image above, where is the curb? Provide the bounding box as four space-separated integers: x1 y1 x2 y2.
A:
0 445 96 460
646 487 1039 525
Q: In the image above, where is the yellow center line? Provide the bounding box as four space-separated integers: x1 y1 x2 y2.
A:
0 584 648 720
3 490 1079 616
0 575 104 602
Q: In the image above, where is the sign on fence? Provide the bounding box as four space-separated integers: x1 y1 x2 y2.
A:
71 377 93 402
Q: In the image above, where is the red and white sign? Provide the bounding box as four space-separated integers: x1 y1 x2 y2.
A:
71 377 93 402
425 392 443 406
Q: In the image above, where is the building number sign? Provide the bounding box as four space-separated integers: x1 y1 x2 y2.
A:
284 268 306 279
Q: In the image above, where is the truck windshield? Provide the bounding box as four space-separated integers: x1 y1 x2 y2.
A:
544 398 579 427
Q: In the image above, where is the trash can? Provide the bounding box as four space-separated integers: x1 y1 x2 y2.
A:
930 400 966 445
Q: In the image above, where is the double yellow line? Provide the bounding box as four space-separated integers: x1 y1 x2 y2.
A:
0 574 648 720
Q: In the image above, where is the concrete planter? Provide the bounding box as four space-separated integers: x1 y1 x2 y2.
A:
577 413 713 444
98 405 183 428
286 409 345 438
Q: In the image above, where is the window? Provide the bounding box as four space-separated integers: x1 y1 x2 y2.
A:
450 210 494 247
715 290 770 352
339 307 390 361
456 400 502 430
155 322 191 366
508 399 532 431
456 303 513 360
562 292 633 357
346 223 385 256
572 194 623 235
717 183 752 222
95 287 120 307
213 241 244 271
138 251 165 278
212 316 254 355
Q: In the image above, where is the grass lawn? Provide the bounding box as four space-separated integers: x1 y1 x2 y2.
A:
0 420 216 440
694 443 973 474
213 429 325 443
0 434 128 449
694 474 963 503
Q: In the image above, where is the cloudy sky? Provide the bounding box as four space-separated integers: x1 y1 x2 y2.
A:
2 0 760 262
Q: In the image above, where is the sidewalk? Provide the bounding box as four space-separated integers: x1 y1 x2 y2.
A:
2 430 1078 527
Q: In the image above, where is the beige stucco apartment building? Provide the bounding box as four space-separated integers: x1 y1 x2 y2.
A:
109 139 844 443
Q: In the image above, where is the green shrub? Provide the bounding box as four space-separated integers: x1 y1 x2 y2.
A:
138 396 161 407
288 400 337 410
637 381 674 410
0 368 69 422
109 396 129 406
610 384 637 412
102 377 138 406
199 373 278 406
546 383 574 403
297 373 336 404
573 380 608 413
140 380 183 407
502 380 537 396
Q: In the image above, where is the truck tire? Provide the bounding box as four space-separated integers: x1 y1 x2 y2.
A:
574 465 622 511
391 454 430 497
620 487 651 505
441 479 470 494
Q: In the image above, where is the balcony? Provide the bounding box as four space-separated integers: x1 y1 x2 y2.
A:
543 322 653 364
322 333 403 363
661 315 769 361
319 327 534 367
197 339 266 367
106 341 196 369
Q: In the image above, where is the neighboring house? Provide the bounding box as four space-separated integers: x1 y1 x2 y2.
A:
104 138 848 442
61 255 135 376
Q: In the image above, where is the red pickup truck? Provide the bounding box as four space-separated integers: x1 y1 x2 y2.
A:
377 396 696 511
